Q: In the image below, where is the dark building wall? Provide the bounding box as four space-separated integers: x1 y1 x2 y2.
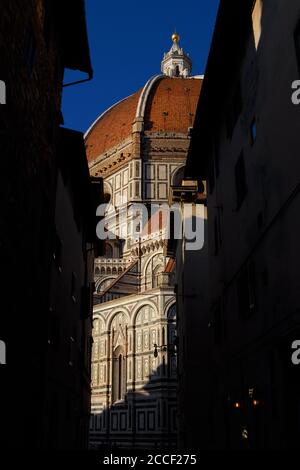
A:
45 163 94 449
0 0 97 449
184 0 300 450
174 211 211 450
0 0 64 450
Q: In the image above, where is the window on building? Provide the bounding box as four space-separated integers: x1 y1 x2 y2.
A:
294 20 300 76
135 181 140 197
172 166 185 186
152 264 163 288
235 151 247 209
252 0 263 49
118 355 122 400
103 192 111 205
237 261 256 320
112 348 126 402
24 25 36 74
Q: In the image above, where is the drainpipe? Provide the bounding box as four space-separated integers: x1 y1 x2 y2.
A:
63 72 93 88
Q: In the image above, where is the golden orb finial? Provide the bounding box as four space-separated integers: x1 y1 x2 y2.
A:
172 32 180 43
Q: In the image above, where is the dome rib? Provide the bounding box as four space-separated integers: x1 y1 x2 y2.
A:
135 75 163 120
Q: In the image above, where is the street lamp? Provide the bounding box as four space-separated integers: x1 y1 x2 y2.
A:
153 342 177 358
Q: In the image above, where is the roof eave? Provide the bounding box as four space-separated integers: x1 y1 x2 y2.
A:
57 0 93 77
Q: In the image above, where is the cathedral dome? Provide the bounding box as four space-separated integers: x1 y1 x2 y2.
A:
85 34 203 167
85 76 202 163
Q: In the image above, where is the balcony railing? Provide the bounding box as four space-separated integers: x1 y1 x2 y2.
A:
94 258 131 277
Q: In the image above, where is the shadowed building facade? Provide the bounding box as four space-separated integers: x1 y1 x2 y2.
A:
173 0 300 450
0 0 102 449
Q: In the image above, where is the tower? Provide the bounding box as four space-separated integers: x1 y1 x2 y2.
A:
161 32 192 77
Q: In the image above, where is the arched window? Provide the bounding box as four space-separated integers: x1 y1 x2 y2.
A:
145 254 165 290
172 166 185 187
112 346 126 402
118 355 122 399
103 182 112 206
152 264 164 288
110 312 129 402
104 192 111 204
95 267 100 275
105 243 113 258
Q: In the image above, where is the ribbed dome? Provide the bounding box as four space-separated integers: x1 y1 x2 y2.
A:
85 76 202 163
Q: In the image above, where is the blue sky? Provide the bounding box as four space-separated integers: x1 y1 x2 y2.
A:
62 0 220 133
